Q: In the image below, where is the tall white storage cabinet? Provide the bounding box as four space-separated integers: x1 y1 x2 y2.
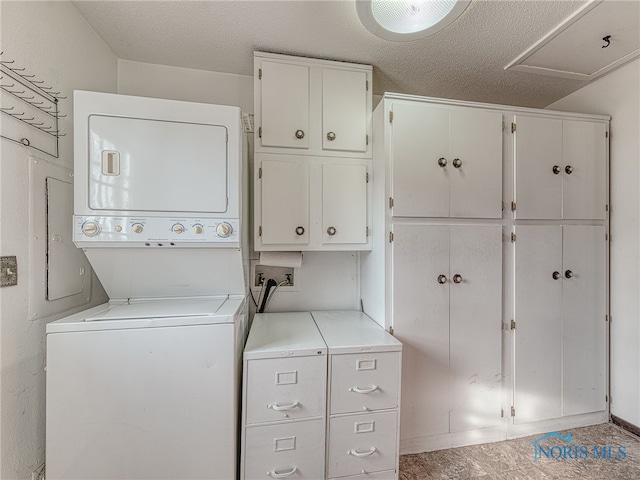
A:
312 311 402 480
360 92 609 453
253 52 373 251
241 312 327 480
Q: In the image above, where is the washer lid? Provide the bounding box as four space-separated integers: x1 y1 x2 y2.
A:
86 297 228 321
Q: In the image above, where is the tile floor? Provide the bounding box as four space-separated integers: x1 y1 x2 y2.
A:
399 423 640 479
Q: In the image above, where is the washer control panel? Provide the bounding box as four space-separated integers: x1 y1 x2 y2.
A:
74 216 240 245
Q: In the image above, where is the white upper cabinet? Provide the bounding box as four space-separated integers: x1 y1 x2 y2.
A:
322 163 368 246
255 52 372 158
514 115 607 220
255 155 371 251
259 61 310 149
322 69 368 153
390 101 502 218
258 159 310 246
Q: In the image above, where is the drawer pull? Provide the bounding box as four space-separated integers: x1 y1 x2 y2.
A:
268 401 300 411
266 466 298 478
348 447 377 457
349 385 379 394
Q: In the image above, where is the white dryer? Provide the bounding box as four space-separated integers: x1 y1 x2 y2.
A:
46 91 248 479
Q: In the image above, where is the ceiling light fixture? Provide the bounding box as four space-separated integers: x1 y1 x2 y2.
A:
356 0 470 41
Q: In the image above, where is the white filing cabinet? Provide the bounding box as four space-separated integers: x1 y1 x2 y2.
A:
312 311 402 480
241 312 327 480
241 311 402 480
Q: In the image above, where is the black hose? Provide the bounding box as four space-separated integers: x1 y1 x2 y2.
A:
258 278 277 313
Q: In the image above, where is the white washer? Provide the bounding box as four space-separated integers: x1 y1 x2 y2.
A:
46 92 248 479
46 296 247 479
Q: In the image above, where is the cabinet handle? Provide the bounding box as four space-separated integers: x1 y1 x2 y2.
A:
452 158 462 169
552 271 561 280
348 447 377 457
453 274 463 284
295 129 305 139
437 274 448 284
565 270 574 279
437 157 447 168
349 385 379 394
266 466 298 478
326 131 336 141
267 401 300 411
565 165 573 174
327 226 337 236
553 165 561 174
295 226 305 236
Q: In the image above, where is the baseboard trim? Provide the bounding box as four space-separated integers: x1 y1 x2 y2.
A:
611 414 640 438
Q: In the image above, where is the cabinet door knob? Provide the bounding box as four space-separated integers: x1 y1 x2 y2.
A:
553 165 561 174
295 129 305 139
437 274 447 284
327 226 337 236
452 158 462 169
552 271 561 280
565 269 574 279
437 157 447 168
295 226 305 236
565 165 573 174
453 274 463 284
326 131 336 141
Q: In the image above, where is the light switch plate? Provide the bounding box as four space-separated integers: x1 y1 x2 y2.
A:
1 256 18 287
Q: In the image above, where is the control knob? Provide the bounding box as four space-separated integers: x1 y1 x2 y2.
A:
172 224 185 234
133 224 144 234
193 225 204 234
216 222 233 238
81 221 101 237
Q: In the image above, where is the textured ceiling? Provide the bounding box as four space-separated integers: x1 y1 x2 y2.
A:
72 0 637 108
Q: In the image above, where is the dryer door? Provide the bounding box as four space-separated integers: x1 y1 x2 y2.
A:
88 115 228 214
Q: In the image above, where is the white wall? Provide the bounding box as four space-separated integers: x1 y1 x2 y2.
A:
547 58 640 428
118 60 361 314
0 2 116 478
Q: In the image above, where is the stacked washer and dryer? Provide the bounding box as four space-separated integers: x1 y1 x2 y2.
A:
46 91 248 479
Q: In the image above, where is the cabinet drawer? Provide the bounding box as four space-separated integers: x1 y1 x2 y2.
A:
330 352 400 414
330 470 397 480
244 419 324 480
328 411 398 478
246 355 326 424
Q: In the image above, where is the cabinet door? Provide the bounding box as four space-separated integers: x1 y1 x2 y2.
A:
391 103 449 217
514 226 563 424
392 224 449 438
260 160 309 245
322 163 367 245
514 116 563 219
449 109 503 218
449 225 502 432
322 69 368 153
562 121 607 220
562 225 606 415
260 61 310 149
